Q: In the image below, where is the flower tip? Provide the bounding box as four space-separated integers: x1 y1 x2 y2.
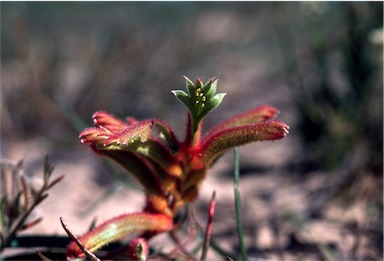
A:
92 111 102 125
78 131 88 142
79 132 92 144
183 75 193 85
92 111 103 120
282 124 290 135
260 105 280 119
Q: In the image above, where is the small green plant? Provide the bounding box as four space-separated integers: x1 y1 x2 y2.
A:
64 76 289 260
0 156 63 252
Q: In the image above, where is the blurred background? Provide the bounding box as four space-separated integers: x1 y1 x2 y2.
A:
1 2 382 260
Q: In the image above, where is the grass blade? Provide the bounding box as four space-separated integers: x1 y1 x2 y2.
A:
233 148 248 261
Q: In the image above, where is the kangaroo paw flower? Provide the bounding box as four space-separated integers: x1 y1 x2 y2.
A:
66 213 173 260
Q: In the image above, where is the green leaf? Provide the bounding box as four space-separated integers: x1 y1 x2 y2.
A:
171 90 191 111
203 79 217 99
184 75 195 97
195 93 226 127
204 93 226 114
43 155 54 184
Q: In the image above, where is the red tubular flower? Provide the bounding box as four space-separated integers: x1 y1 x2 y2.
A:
66 213 172 260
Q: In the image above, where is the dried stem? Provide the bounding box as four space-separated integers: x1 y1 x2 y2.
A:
201 191 216 261
0 156 63 252
60 217 101 261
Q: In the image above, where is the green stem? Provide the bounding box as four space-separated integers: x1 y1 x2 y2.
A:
233 148 248 261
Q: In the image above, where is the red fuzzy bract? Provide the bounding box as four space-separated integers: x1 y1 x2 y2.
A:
66 213 173 259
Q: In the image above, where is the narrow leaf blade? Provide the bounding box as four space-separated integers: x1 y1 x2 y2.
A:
171 90 191 111
204 93 226 113
233 148 248 261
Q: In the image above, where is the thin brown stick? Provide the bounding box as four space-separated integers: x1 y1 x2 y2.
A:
46 175 65 190
20 217 43 231
60 217 101 261
20 175 29 211
36 250 53 261
168 230 196 261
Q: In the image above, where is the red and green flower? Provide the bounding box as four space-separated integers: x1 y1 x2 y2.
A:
66 76 289 260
